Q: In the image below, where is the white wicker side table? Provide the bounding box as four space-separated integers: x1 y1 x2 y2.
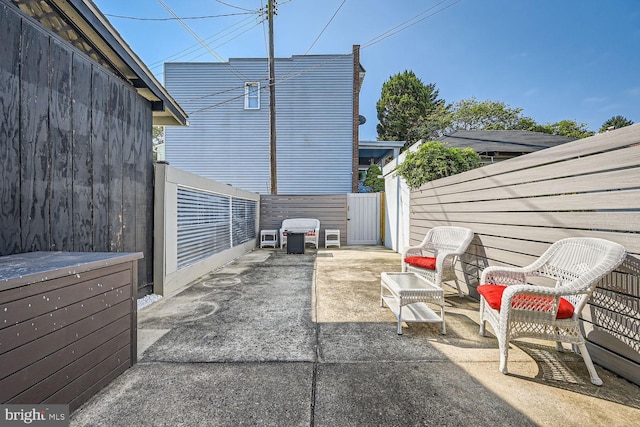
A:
260 230 278 248
325 229 340 248
380 272 446 335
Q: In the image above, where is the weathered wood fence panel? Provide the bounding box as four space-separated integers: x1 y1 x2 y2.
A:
408 124 640 385
0 4 21 255
0 4 155 293
260 195 348 247
21 22 50 252
71 53 93 252
50 39 73 252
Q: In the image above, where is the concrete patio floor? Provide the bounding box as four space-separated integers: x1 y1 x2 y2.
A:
71 246 640 426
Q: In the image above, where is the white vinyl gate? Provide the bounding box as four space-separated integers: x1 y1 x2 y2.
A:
347 193 380 245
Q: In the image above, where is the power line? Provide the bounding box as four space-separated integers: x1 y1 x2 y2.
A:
182 0 465 115
302 0 346 55
156 0 225 62
148 14 259 70
214 0 256 12
180 19 265 63
155 0 250 80
361 0 463 50
280 0 347 81
260 0 269 57
104 12 252 21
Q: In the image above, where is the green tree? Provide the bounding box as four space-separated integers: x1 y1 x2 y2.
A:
513 116 550 133
394 141 480 189
362 164 385 192
448 98 524 131
407 102 452 142
440 98 596 138
376 70 446 149
599 115 634 133
539 120 594 139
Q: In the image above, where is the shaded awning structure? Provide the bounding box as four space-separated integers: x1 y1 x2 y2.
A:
359 140 405 169
10 0 188 126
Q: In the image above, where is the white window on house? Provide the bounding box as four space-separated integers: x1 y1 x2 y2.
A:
244 82 260 109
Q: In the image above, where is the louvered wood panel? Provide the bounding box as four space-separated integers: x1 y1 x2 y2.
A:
176 186 258 269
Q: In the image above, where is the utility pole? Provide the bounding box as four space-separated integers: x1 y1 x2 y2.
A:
268 0 277 194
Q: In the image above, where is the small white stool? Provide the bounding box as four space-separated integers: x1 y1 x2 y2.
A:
260 230 278 248
325 229 340 248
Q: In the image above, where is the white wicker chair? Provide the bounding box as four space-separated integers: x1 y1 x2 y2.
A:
478 237 626 386
402 226 475 297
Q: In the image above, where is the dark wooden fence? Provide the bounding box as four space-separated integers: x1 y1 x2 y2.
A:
0 3 154 294
260 195 348 247
408 124 640 385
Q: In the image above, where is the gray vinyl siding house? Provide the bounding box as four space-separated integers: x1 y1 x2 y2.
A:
164 48 363 195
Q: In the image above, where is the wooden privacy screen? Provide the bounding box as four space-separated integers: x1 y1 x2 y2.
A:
260 195 348 247
407 124 640 385
0 252 142 412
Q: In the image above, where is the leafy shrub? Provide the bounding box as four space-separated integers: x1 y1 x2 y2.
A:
394 141 480 189
363 164 385 192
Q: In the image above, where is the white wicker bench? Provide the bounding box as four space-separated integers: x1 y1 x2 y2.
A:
279 218 320 249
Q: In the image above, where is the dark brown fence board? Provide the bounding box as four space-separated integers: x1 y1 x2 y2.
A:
0 263 131 306
8 332 129 404
50 40 73 251
127 260 138 362
0 300 131 379
68 359 130 413
46 345 131 408
20 23 50 251
71 54 94 252
0 3 21 254
0 277 131 348
2 323 130 403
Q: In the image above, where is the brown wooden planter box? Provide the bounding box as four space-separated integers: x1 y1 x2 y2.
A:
0 251 142 412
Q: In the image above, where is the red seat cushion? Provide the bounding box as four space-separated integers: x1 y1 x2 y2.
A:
477 284 575 319
404 256 437 270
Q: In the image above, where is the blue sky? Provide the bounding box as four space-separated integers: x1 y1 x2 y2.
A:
94 0 640 140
